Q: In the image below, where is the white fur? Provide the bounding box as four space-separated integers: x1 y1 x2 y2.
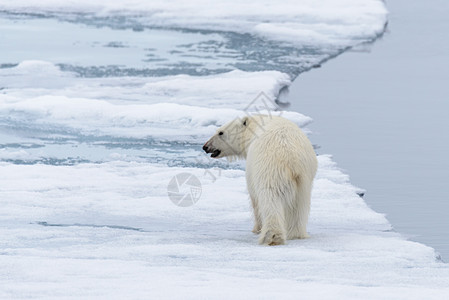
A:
204 115 318 245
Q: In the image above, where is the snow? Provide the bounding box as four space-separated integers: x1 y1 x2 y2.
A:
1 0 448 299
1 0 388 46
1 156 448 299
0 62 309 143
0 62 291 109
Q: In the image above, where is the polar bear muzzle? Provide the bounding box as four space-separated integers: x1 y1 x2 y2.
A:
202 143 221 158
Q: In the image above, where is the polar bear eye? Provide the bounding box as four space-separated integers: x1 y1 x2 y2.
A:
219 131 224 136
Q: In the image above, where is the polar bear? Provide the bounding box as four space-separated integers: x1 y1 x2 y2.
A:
203 114 317 246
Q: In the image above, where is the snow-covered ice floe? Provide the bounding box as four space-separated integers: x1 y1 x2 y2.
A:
1 0 449 299
1 156 449 299
1 0 388 47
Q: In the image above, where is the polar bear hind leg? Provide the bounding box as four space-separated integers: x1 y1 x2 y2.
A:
250 195 262 234
257 185 293 246
286 175 311 240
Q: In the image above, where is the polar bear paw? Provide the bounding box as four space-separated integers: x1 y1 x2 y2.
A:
260 230 285 246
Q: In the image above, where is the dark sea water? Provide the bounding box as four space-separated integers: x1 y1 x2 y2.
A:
288 0 449 260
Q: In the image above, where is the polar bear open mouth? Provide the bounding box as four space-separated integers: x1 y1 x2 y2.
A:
210 149 221 158
203 142 221 158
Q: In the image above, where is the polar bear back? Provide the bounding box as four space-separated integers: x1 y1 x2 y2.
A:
246 115 317 184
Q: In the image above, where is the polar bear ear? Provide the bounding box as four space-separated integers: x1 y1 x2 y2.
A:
242 117 248 126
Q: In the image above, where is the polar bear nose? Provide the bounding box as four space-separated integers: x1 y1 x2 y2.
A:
203 143 210 153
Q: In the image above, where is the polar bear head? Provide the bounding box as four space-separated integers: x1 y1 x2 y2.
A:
203 116 252 160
